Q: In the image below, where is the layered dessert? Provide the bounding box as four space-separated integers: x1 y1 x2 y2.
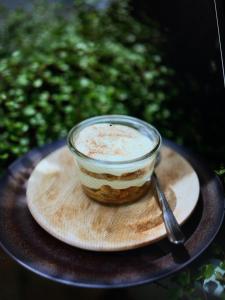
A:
67 116 161 205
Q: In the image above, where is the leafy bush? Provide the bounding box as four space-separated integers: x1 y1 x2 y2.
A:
0 0 177 169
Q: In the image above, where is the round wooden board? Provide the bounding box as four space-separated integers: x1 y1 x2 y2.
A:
26 145 200 251
0 139 224 288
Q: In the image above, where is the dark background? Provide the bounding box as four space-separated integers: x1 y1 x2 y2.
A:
132 0 225 165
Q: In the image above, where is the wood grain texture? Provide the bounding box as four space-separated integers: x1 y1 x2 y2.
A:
0 139 224 287
26 146 200 251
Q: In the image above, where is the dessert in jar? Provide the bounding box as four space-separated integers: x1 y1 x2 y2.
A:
67 115 161 205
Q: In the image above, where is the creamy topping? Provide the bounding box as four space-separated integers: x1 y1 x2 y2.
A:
74 123 154 161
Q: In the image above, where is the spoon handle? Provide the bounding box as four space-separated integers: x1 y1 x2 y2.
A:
152 173 186 245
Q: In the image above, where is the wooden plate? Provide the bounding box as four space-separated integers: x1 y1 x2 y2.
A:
0 139 223 288
26 145 200 251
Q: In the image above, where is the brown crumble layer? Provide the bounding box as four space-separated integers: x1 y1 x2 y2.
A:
82 182 151 205
80 164 154 181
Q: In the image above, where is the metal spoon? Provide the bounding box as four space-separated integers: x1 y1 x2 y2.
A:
152 163 186 245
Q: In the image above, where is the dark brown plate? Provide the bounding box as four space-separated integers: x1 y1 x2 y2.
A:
0 139 224 288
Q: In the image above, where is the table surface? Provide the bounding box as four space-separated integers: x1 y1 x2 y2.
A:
0 242 223 300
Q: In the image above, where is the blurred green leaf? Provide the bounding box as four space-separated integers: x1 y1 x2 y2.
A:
0 0 176 171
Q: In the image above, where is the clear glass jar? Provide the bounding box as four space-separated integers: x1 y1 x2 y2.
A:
67 115 161 205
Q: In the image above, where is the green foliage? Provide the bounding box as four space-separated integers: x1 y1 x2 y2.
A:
0 0 176 169
169 244 225 299
169 269 203 300
216 167 225 184
198 264 215 280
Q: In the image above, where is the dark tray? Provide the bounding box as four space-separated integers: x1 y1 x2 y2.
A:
0 139 224 288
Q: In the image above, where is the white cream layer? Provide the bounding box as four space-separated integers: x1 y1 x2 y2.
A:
76 154 156 176
74 123 155 161
78 168 154 189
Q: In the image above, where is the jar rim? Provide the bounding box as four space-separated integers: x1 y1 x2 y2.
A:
67 115 161 165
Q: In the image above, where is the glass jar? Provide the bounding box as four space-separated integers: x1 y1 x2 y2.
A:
67 115 161 205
